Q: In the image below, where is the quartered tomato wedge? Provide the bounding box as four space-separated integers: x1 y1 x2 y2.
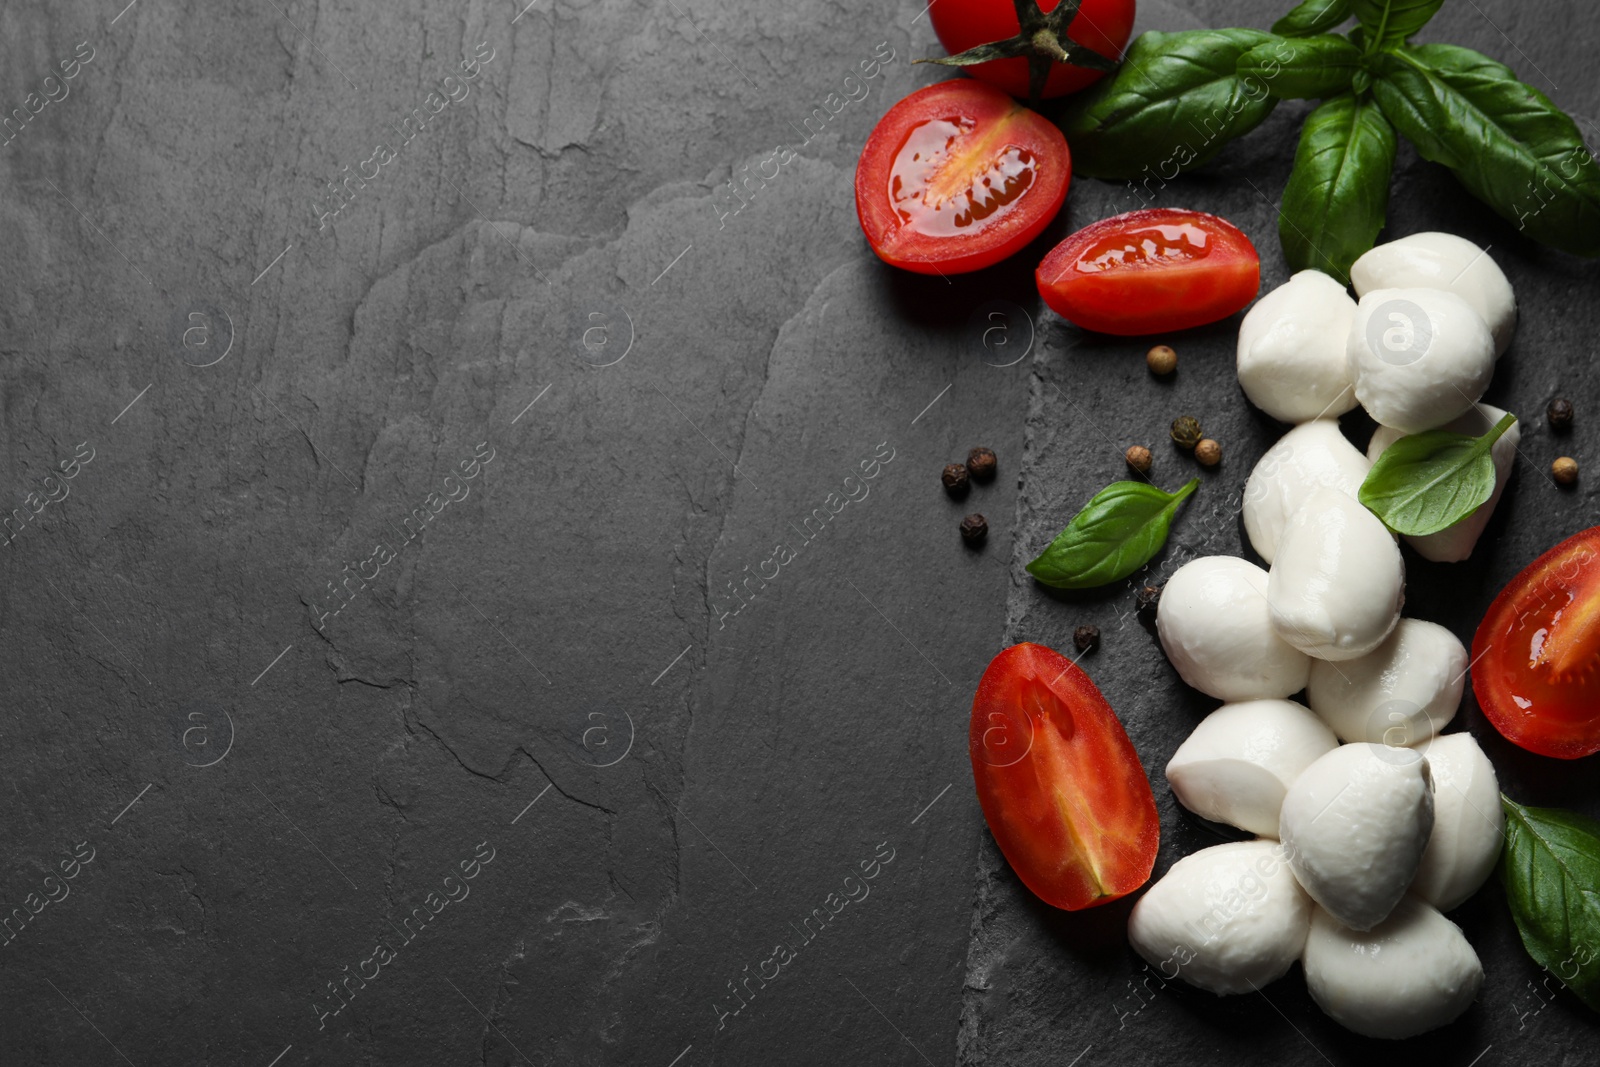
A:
856 80 1071 275
1473 527 1600 759
1036 209 1261 335
969 642 1159 909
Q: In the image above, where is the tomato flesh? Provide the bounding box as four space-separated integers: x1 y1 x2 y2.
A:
1036 209 1261 335
857 81 1070 275
969 642 1159 909
1473 527 1600 759
930 0 1136 99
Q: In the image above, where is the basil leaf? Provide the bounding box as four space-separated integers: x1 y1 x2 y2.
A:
1241 35 1363 100
1026 479 1199 590
1372 44 1600 256
1054 30 1279 179
1501 797 1600 1013
1358 412 1516 536
1280 94 1397 283
1350 0 1444 48
1272 0 1353 37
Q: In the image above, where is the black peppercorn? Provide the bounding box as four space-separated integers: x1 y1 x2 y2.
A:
1136 584 1161 612
1074 625 1101 653
1549 397 1575 431
959 513 988 546
967 446 998 483
942 463 970 497
1171 416 1203 451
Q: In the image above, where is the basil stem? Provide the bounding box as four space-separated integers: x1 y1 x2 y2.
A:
1026 479 1199 590
1359 412 1516 536
1350 0 1445 50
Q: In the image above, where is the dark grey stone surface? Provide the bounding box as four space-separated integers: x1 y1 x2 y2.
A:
0 0 1594 1065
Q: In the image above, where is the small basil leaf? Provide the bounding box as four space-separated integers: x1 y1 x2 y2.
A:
1372 45 1600 256
1350 0 1445 48
1026 479 1199 590
1054 30 1279 179
1280 94 1397 283
1358 412 1516 536
1240 35 1363 100
1272 0 1354 37
1501 797 1600 1013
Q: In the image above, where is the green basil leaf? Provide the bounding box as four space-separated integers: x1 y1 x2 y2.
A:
1350 0 1444 47
1280 94 1397 283
1240 35 1363 100
1372 44 1600 256
1501 797 1600 1013
1054 30 1279 179
1272 0 1354 37
1026 479 1199 590
1358 412 1515 535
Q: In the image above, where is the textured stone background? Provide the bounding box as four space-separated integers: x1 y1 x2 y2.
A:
0 0 1594 1065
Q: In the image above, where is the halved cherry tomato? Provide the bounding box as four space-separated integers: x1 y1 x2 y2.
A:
856 80 1070 275
931 0 1136 100
1035 209 1261 335
1473 527 1600 759
969 642 1159 909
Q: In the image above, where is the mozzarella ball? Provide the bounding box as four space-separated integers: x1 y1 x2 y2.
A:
1268 489 1404 661
1158 557 1312 701
1242 420 1372 565
1348 288 1495 433
1128 840 1312 995
1237 270 1360 423
1368 403 1521 562
1306 619 1466 745
1279 743 1434 930
1351 232 1517 358
1411 734 1503 912
1303 898 1483 1039
1166 700 1339 837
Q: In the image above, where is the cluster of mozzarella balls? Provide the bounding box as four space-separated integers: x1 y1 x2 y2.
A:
1129 234 1518 1039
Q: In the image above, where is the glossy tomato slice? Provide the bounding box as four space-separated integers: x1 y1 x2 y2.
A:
931 0 1135 99
1473 527 1600 758
969 642 1159 909
1036 209 1261 335
856 80 1070 275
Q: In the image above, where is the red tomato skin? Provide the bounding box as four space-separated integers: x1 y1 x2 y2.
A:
855 80 1071 275
930 0 1136 99
1035 209 1261 335
1472 527 1600 759
968 642 1159 910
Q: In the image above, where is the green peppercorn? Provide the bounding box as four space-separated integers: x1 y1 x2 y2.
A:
1171 416 1203 451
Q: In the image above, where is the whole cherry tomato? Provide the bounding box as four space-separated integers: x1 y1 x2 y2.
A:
969 642 1159 910
930 0 1136 100
1473 527 1600 759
